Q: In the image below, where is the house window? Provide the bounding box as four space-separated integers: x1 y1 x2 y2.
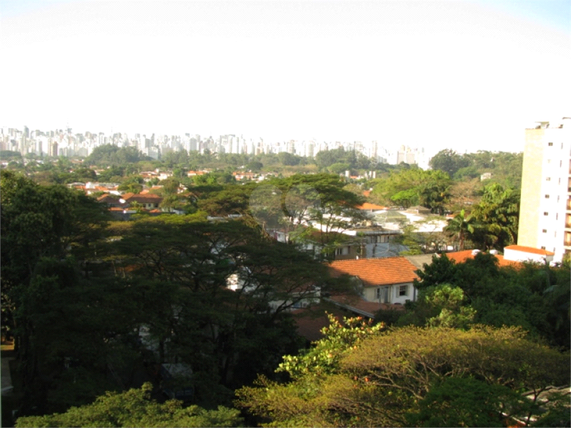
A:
545 194 550 199
548 142 554 146
546 177 551 181
542 229 547 233
398 285 408 296
541 246 546 250
544 212 549 216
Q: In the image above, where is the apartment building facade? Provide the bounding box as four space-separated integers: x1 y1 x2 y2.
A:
518 117 571 262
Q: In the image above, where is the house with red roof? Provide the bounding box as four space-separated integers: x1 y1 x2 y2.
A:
328 257 420 305
356 202 386 212
503 245 555 264
121 193 163 210
445 245 555 267
445 249 520 268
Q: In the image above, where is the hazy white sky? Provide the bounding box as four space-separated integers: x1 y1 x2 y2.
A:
1 0 569 154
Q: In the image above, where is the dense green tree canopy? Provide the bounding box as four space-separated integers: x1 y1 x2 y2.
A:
470 182 520 250
85 144 149 166
429 149 470 177
371 168 451 213
236 321 569 427
15 383 243 427
412 253 570 349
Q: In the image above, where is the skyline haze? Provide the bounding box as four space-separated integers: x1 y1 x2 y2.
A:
1 0 570 156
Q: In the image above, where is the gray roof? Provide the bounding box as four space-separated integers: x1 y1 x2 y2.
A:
403 254 438 271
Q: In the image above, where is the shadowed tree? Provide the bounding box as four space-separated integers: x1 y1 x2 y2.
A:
444 209 477 250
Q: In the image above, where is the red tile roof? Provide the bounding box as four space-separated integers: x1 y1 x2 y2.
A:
356 202 386 210
328 257 419 287
445 250 520 268
504 245 555 256
124 193 163 202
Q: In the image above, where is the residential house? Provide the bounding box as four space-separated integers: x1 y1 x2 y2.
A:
122 193 163 210
445 246 555 267
328 257 420 304
503 245 555 264
356 202 386 213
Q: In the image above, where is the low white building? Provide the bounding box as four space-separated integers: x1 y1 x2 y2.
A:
503 245 555 264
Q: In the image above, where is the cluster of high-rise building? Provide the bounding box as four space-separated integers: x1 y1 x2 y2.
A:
4 118 570 262
0 127 428 167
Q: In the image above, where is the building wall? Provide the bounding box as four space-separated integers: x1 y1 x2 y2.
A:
363 282 414 304
518 118 571 262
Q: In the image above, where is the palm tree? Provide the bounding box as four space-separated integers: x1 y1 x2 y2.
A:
444 209 476 251
470 183 519 251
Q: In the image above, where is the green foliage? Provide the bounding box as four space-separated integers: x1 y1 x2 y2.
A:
117 175 144 194
106 215 338 401
1 171 109 342
15 383 243 427
0 150 23 160
372 168 451 213
277 152 301 166
471 182 520 250
193 171 236 186
315 147 376 171
443 209 477 250
277 313 384 380
85 144 149 166
413 253 571 349
246 160 263 172
237 324 569 427
429 149 471 177
398 284 476 329
406 376 533 427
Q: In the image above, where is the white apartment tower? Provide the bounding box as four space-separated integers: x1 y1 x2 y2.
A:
518 117 571 262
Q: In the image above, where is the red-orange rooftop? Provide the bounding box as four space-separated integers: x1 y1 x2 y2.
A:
445 250 520 268
356 202 386 211
328 257 419 287
504 245 555 256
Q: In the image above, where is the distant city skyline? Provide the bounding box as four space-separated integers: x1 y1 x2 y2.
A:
1 0 569 156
